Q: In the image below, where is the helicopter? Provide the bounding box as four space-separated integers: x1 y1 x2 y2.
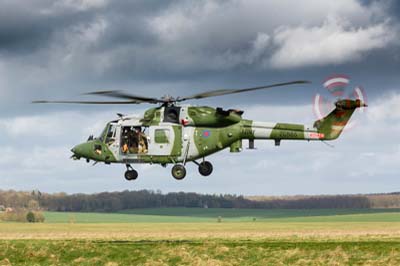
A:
33 80 367 181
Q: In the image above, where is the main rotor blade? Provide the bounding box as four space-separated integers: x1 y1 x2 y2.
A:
32 100 142 104
177 80 311 101
84 90 163 103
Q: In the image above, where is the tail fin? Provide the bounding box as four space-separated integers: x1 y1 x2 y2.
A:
313 99 367 140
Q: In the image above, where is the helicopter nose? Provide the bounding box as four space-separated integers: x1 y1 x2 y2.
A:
71 142 96 160
71 145 80 159
71 143 86 159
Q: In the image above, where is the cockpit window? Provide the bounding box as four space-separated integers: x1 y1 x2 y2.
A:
105 123 117 145
98 125 109 141
99 123 117 144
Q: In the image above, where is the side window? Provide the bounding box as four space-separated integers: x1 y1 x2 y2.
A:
154 129 170 144
94 144 102 155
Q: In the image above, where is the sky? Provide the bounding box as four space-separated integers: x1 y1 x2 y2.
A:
0 0 399 195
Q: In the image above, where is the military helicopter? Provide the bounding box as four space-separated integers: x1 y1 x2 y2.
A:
33 80 367 181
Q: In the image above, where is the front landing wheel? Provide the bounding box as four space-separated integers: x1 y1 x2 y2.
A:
124 169 138 181
171 164 186 180
198 161 213 176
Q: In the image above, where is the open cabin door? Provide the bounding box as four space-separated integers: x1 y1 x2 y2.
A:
148 125 182 156
119 125 149 158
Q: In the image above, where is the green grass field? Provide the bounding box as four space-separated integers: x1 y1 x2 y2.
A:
1 208 400 265
44 207 400 223
1 239 400 266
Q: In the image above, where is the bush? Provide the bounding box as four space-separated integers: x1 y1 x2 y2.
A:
26 211 35 223
33 211 45 223
0 210 28 222
0 210 45 223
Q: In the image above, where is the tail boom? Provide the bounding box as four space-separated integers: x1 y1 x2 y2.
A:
241 121 325 141
241 99 366 142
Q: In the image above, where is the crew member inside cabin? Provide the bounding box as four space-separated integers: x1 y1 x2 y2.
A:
121 126 148 154
121 127 130 153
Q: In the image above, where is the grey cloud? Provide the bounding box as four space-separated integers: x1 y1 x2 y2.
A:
0 0 98 54
0 0 399 114
2 0 398 73
0 0 399 195
0 0 178 56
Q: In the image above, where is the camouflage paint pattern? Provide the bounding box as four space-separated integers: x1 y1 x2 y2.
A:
71 99 365 165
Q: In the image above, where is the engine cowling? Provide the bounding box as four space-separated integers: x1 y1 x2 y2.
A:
186 106 243 127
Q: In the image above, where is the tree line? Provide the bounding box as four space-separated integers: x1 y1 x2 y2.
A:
0 189 382 212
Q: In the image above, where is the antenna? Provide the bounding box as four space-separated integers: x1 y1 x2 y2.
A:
321 140 335 148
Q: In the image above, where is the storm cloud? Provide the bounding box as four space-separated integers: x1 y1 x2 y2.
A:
0 0 399 78
0 0 399 194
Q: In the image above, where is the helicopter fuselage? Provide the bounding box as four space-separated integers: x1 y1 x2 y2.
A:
35 79 366 180
71 99 365 175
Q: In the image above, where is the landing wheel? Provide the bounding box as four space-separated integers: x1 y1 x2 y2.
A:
124 170 138 181
198 161 213 176
124 164 138 181
171 164 186 180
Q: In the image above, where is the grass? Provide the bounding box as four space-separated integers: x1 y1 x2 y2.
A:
44 211 211 223
118 207 400 218
2 221 400 240
1 239 400 265
43 208 400 223
1 208 400 265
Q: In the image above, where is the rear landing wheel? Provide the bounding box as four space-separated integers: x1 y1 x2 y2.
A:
198 161 213 176
171 164 186 180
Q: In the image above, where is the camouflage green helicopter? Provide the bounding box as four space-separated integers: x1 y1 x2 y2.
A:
34 81 367 181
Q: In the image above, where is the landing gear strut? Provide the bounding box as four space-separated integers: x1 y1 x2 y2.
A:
198 161 213 176
124 164 138 181
171 164 186 180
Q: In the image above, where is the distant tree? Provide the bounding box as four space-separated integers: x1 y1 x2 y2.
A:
28 200 39 211
5 189 400 212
